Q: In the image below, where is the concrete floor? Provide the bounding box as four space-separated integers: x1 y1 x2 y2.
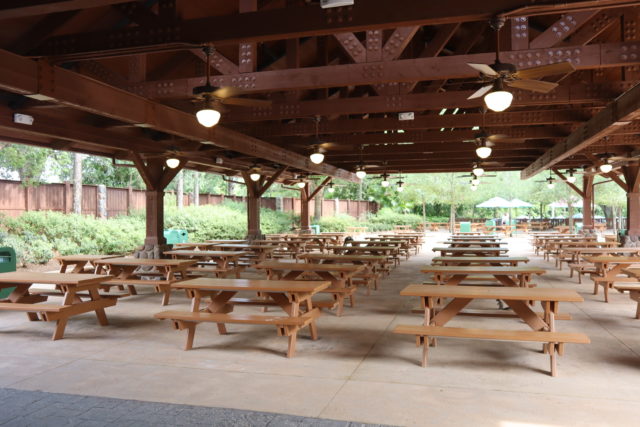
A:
1 233 639 426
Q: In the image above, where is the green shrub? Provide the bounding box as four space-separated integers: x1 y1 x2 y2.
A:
317 214 358 232
366 207 424 230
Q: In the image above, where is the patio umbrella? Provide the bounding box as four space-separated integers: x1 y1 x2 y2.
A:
509 198 533 208
476 196 512 208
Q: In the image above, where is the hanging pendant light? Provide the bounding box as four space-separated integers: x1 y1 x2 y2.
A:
476 143 492 159
484 78 513 112
599 159 613 173
381 173 390 187
309 149 325 164
165 158 180 169
471 177 480 186
296 181 307 188
472 164 485 177
194 46 222 127
327 182 335 193
355 169 367 179
566 170 576 184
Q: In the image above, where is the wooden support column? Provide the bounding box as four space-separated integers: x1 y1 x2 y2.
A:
300 183 311 233
623 165 640 237
132 155 184 247
583 175 594 230
242 167 287 240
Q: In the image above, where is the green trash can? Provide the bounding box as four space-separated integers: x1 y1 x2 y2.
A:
310 225 320 234
164 229 188 245
459 222 472 233
0 247 17 299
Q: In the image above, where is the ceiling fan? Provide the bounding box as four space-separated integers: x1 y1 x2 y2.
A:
467 17 575 112
535 172 557 188
293 117 352 164
193 46 272 127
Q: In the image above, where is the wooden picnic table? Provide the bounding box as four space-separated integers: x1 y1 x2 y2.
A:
328 244 402 266
54 254 120 274
155 278 329 357
450 235 501 240
553 241 621 268
618 268 640 319
544 239 615 262
164 250 248 278
252 239 307 258
366 236 421 254
173 242 223 250
0 272 116 340
431 256 528 266
394 284 588 376
442 240 507 248
562 248 640 282
255 261 364 316
93 257 196 305
204 239 249 244
583 256 640 302
421 265 545 287
211 243 278 260
432 247 509 257
299 253 387 293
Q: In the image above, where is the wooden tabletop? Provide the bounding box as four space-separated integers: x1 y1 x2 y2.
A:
401 284 582 301
171 277 331 293
622 268 640 279
212 244 278 249
173 242 221 248
562 247 637 253
442 241 508 245
204 239 248 243
421 265 546 274
583 256 640 263
299 254 387 261
432 256 528 263
432 247 508 252
255 261 364 272
54 254 120 262
328 245 397 251
94 257 196 267
164 250 247 257
0 272 110 285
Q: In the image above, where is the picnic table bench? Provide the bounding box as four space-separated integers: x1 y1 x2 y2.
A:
155 278 329 357
394 284 588 376
54 254 120 274
554 242 621 269
421 265 545 288
584 256 640 302
432 247 509 257
564 248 640 283
164 250 248 278
618 268 640 319
442 240 507 248
94 257 196 305
0 272 116 340
431 256 528 267
299 253 387 293
255 261 364 316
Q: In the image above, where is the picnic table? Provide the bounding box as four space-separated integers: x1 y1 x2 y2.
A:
421 265 545 288
173 242 225 250
553 242 621 269
211 243 278 264
432 247 508 257
583 256 640 302
563 248 640 283
255 261 364 316
618 268 640 319
252 239 307 259
155 278 329 357
545 239 616 263
442 240 507 248
0 272 116 340
299 253 387 292
394 284 588 376
94 257 196 305
164 250 248 278
366 236 421 254
431 256 528 266
450 235 501 240
54 254 120 274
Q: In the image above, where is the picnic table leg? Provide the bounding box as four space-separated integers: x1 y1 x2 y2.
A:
88 288 109 326
549 342 557 377
52 317 68 340
306 299 319 340
185 323 197 350
421 335 429 367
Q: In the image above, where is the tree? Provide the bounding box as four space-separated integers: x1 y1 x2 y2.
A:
0 143 51 185
73 153 83 214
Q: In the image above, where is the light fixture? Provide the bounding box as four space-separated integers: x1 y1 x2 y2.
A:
249 172 261 181
296 181 307 188
355 168 367 179
327 183 335 193
309 150 325 164
165 158 180 169
397 179 405 192
599 161 613 173
547 181 555 189
472 165 485 177
566 170 576 184
484 79 513 112
470 185 478 191
471 177 480 186
196 98 221 127
476 144 492 159
381 173 390 187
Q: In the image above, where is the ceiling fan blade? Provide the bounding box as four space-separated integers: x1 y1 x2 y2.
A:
222 97 272 107
507 79 558 93
467 84 493 100
482 161 504 166
319 142 352 151
486 134 510 142
211 86 244 99
467 63 499 77
513 61 575 80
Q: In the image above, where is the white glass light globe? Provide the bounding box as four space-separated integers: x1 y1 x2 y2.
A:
249 172 261 181
328 186 335 193
381 179 390 187
165 158 180 169
297 181 306 188
566 175 576 184
196 108 221 127
547 182 555 189
356 170 367 179
397 185 404 192
471 178 480 186
484 90 513 112
599 163 613 173
310 152 325 164
476 146 492 159
472 167 484 177
470 185 478 191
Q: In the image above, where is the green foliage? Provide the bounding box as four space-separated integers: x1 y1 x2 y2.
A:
0 144 51 185
317 214 358 232
366 208 423 230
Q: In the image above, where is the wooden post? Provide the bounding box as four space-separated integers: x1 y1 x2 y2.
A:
97 184 107 218
300 183 311 233
242 167 287 240
623 165 640 237
127 186 133 215
63 181 71 213
582 175 594 230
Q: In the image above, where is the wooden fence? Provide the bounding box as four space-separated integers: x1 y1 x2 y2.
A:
0 180 377 219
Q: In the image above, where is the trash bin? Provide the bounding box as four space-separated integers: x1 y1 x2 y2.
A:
575 222 583 233
0 247 17 299
459 222 471 233
163 229 188 245
310 225 320 234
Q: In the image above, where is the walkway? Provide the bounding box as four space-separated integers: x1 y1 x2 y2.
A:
1 233 639 426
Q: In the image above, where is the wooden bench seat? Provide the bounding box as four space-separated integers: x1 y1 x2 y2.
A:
155 310 307 326
393 324 590 376
613 284 640 319
568 263 596 283
0 302 65 312
590 275 640 302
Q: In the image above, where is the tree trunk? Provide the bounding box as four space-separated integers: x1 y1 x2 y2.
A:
72 153 82 214
449 204 456 233
193 171 200 206
176 170 184 209
421 198 426 228
313 185 323 221
568 204 574 231
227 179 234 196
357 180 363 201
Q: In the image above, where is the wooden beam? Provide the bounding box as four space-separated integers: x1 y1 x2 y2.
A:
131 152 155 190
521 82 640 179
0 49 358 182
132 41 638 97
529 10 600 49
510 17 529 50
0 0 136 20
34 0 635 58
552 169 585 197
583 153 629 191
257 166 288 197
308 176 332 200
159 162 184 189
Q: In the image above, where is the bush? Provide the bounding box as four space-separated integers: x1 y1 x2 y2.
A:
317 214 358 232
365 207 424 230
